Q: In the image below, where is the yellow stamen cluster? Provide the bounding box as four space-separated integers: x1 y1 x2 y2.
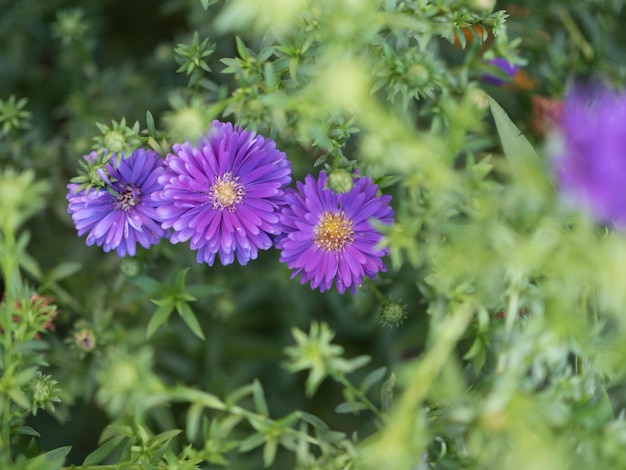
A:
209 172 245 211
314 211 355 252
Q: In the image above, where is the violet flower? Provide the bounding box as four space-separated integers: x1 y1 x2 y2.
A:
277 171 393 294
67 149 168 257
157 120 291 266
552 84 626 226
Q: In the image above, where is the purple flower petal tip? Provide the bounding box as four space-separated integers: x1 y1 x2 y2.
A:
482 57 519 85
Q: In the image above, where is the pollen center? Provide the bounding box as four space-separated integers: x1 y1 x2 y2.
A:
209 172 245 211
314 211 355 252
116 185 141 211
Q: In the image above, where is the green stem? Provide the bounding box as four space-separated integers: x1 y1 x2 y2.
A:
556 6 594 61
0 227 17 462
364 278 386 304
505 270 523 333
333 372 384 421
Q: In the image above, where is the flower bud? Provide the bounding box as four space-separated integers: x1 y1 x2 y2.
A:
470 0 496 11
120 258 141 278
380 301 407 328
327 168 354 193
74 328 96 352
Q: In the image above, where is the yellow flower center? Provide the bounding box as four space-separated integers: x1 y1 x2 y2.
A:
314 211 355 252
210 172 245 211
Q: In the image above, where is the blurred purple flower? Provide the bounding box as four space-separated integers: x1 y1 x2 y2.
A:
552 84 626 225
482 57 518 85
157 120 291 266
67 149 168 257
277 171 393 294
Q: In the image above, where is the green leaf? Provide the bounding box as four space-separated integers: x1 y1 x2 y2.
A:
135 275 162 295
252 379 269 417
185 283 223 298
295 411 330 432
361 367 387 394
146 302 175 338
335 402 367 414
345 355 371 372
489 96 539 168
14 425 41 437
380 372 396 413
19 250 42 281
146 110 156 135
235 36 250 60
186 403 203 441
46 261 82 282
26 446 71 470
225 383 254 407
263 438 277 468
174 267 190 291
150 429 182 447
83 434 125 466
238 432 265 452
176 301 205 340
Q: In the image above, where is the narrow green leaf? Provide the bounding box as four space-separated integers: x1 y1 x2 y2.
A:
176 301 205 340
235 36 250 60
83 435 125 466
119 436 132 462
47 261 82 282
264 62 277 91
134 274 161 294
380 372 396 413
174 267 191 292
147 303 175 338
263 438 277 468
274 411 300 431
186 403 203 441
15 425 41 437
151 297 174 307
252 379 269 417
238 433 265 453
489 96 539 168
361 367 387 394
146 110 156 135
150 429 182 447
346 355 371 372
335 402 367 414
225 383 254 407
27 446 72 470
295 411 330 432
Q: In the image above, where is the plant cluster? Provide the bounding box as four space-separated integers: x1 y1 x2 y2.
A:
1 0 626 469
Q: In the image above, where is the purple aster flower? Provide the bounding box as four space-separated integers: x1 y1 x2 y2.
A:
277 171 393 294
552 84 626 226
156 120 291 266
67 149 168 257
482 57 518 85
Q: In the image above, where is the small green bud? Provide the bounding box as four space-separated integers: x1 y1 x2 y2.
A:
328 168 354 193
31 373 60 414
470 0 496 11
407 64 430 86
103 130 127 154
380 302 407 328
120 258 142 278
467 87 489 111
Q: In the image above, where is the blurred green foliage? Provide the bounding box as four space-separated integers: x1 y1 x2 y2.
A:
1 0 626 468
